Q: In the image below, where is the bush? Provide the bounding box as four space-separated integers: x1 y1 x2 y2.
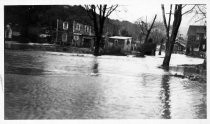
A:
103 46 124 55
137 43 157 55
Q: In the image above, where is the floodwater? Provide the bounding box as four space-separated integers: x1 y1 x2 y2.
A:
4 50 206 119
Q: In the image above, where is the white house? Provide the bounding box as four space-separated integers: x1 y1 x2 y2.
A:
107 36 132 52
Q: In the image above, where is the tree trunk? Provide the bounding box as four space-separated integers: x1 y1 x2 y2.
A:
161 4 172 54
93 19 105 56
85 5 118 56
159 38 164 55
94 35 101 56
162 5 182 67
144 15 157 44
93 5 106 56
92 6 99 56
185 44 190 55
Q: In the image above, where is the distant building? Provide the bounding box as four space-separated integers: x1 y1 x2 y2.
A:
5 24 13 40
186 25 206 56
106 36 132 53
173 35 186 54
56 20 95 48
72 21 95 48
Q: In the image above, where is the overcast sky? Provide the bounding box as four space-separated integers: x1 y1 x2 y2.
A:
1 0 207 37
109 3 206 37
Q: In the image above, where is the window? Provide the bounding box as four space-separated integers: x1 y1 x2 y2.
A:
204 34 206 39
196 34 201 40
76 24 80 30
126 40 130 45
196 34 200 40
84 25 86 32
84 25 88 32
73 24 76 32
63 22 68 30
86 26 89 32
202 44 205 50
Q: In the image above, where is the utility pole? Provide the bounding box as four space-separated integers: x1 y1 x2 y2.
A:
55 19 59 44
146 16 147 29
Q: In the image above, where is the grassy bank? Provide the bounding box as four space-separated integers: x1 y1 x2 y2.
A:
170 64 206 83
5 41 93 54
5 41 129 56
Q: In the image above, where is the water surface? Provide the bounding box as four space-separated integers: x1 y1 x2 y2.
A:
5 50 206 119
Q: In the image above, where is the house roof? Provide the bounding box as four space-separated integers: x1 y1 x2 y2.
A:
109 36 132 40
175 38 186 47
176 41 186 47
187 25 206 36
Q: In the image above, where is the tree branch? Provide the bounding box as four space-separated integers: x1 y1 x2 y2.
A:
161 4 168 32
148 15 157 32
84 5 94 20
182 5 196 15
195 17 206 23
105 5 118 18
96 5 100 11
144 14 157 43
167 4 172 37
196 5 206 18
182 4 187 8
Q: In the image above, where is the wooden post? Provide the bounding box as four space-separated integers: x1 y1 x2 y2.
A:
55 19 59 44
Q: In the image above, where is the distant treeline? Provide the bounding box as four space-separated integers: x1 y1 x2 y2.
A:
5 5 140 42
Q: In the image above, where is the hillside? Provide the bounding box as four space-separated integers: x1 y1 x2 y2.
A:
5 5 140 42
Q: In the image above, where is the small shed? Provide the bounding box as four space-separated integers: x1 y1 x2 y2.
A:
173 36 186 54
174 41 186 54
107 36 132 52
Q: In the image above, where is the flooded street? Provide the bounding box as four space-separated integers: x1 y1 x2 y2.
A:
4 50 206 119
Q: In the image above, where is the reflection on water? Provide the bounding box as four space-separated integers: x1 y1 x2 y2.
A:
160 74 171 119
91 57 99 75
4 50 206 119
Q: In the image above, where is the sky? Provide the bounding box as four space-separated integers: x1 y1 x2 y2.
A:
108 3 206 38
0 0 207 37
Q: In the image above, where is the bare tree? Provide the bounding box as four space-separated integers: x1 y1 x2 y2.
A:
134 19 146 42
183 4 206 23
135 15 157 44
144 15 157 44
161 4 181 67
161 4 206 67
85 4 118 56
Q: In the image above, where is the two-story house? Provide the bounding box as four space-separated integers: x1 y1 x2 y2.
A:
186 25 206 55
56 20 95 48
72 21 95 48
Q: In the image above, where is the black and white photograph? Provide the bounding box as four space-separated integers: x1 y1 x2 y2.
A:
1 0 208 122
